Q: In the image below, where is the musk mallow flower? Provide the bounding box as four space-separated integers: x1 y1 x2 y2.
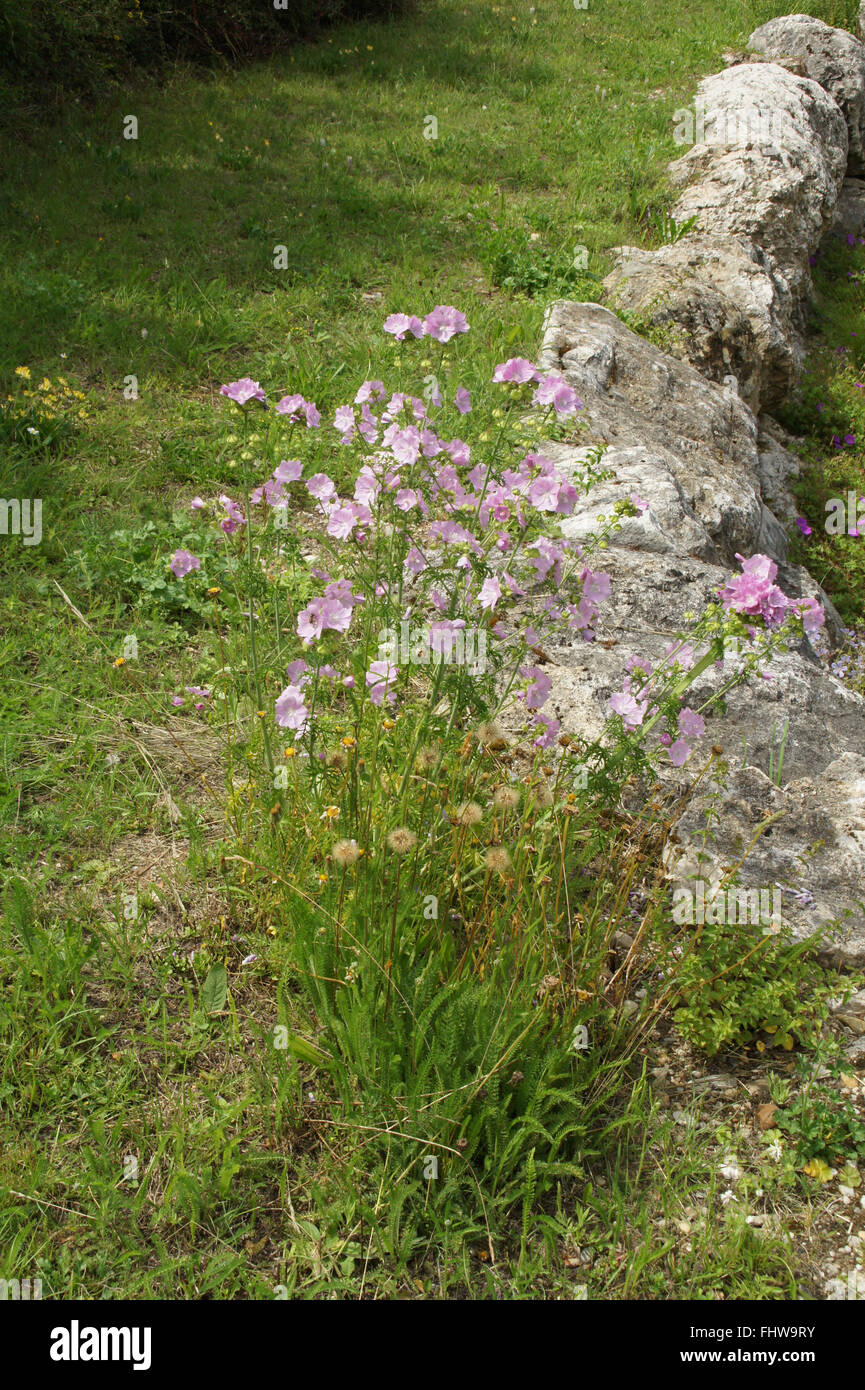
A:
333 405 355 439
677 707 705 740
354 379 386 405
307 473 337 505
273 458 302 484
170 549 200 578
424 305 469 342
608 689 647 730
285 659 309 684
667 739 692 767
366 659 398 706
455 386 471 414
383 312 424 340
493 357 539 383
519 665 552 710
532 372 582 416
219 494 245 535
478 575 502 610
275 683 309 733
220 377 266 405
276 394 319 426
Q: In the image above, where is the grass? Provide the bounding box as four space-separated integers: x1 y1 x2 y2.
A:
1 0 863 1301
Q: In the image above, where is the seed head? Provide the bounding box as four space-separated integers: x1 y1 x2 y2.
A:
387 827 417 855
333 838 361 867
492 785 520 811
455 800 483 826
485 846 511 874
477 720 507 750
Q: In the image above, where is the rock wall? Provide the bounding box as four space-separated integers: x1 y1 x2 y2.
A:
537 14 865 965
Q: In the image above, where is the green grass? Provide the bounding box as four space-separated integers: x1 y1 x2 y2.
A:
1 0 861 1300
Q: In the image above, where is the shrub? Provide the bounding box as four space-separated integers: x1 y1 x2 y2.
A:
0 0 415 113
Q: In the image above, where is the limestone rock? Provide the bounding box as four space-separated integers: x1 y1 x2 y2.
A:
824 176 865 243
540 301 777 565
530 300 862 961
666 757 865 967
669 63 848 304
749 15 865 176
602 236 796 413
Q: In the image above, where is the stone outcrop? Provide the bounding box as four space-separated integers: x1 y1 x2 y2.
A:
749 15 865 176
532 14 865 962
602 236 796 413
668 64 847 305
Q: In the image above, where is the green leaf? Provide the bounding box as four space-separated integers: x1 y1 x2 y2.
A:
201 962 228 1015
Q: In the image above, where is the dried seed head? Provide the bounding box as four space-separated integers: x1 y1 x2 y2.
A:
492 785 520 811
387 827 417 855
327 751 346 771
477 720 507 750
455 800 484 826
485 846 511 874
530 783 554 809
333 838 361 867
414 746 439 773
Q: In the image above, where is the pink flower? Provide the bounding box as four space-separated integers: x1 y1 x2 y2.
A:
366 659 397 706
383 313 424 340
478 575 502 610
797 596 825 636
527 475 561 511
286 660 309 684
190 497 205 512
608 690 646 730
444 437 470 466
519 665 552 710
275 684 309 734
389 425 421 466
677 707 705 740
333 405 355 438
581 570 611 604
667 739 692 767
404 546 428 575
354 380 386 404
455 386 471 414
273 458 302 484
220 377 266 405
219 494 245 535
307 473 337 505
423 305 469 343
493 358 539 383
276 394 319 427
532 372 582 416
532 711 560 748
170 549 200 579
630 494 649 513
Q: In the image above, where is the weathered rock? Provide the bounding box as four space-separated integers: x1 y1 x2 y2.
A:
669 63 848 304
540 301 783 566
603 236 796 413
756 416 801 525
823 175 865 242
666 757 865 967
749 15 865 176
529 299 863 960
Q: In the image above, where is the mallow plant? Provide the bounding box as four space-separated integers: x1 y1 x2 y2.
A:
156 305 826 1252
